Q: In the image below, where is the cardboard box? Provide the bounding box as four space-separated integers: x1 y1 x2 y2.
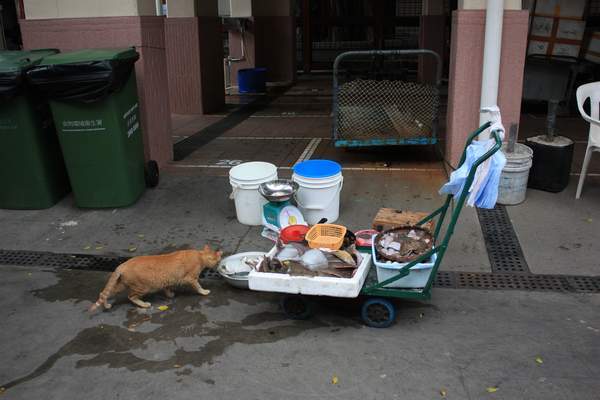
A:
372 208 435 233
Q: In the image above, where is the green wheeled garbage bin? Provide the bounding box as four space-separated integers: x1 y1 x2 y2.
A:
27 48 158 208
0 49 71 209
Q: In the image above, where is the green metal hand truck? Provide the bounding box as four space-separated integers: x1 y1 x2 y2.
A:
280 122 503 328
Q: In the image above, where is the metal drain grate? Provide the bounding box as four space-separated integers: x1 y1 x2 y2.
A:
477 205 530 273
1 249 599 292
566 275 600 292
0 249 219 279
433 271 600 293
0 249 127 271
455 272 569 291
433 271 456 288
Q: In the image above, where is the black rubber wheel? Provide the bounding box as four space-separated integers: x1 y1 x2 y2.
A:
280 295 313 320
145 160 159 188
361 297 396 328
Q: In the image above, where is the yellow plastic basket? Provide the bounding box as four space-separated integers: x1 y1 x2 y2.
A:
306 224 347 250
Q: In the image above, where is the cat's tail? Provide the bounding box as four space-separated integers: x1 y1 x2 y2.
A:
88 266 123 313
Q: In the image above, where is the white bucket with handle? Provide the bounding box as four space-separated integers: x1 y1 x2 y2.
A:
229 162 277 226
497 143 533 205
292 160 343 225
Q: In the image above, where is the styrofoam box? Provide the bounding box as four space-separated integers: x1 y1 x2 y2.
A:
248 247 372 298
372 241 437 289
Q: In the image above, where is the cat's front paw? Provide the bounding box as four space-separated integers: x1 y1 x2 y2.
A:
199 289 210 296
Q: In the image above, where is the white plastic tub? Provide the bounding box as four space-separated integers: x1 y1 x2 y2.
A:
248 248 372 298
372 241 437 288
497 143 533 205
229 162 277 226
292 160 343 225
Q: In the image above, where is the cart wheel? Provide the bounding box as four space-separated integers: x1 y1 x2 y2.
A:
280 295 313 320
145 160 159 188
361 298 396 328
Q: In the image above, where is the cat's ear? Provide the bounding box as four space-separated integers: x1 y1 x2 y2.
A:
217 250 223 257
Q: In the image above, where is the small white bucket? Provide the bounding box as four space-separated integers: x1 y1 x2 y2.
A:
497 143 533 205
292 172 343 224
229 162 277 226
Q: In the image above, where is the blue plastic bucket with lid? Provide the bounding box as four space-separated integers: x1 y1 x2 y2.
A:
292 160 343 224
238 67 267 93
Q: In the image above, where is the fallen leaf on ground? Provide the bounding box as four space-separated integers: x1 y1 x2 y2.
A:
439 389 447 397
137 234 145 238
331 375 339 385
95 246 104 250
486 387 498 393
173 364 182 368
128 247 137 252
83 245 91 250
535 357 543 364
0 387 5 394
586 218 593 223
158 305 169 311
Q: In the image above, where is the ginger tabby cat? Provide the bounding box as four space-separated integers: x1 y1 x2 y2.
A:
89 245 222 311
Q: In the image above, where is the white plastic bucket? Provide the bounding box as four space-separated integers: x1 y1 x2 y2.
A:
292 172 343 224
229 162 277 226
497 143 533 205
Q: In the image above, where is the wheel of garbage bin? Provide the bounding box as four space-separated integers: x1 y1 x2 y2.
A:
280 295 313 320
145 160 159 188
361 297 396 328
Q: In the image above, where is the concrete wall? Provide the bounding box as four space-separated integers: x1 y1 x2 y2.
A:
23 0 156 19
165 0 223 114
167 0 218 18
252 0 292 17
227 0 295 86
165 16 224 114
445 9 529 165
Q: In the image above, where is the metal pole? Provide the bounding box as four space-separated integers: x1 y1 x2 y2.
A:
478 0 504 139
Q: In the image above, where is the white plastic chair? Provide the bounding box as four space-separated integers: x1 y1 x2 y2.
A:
575 82 600 199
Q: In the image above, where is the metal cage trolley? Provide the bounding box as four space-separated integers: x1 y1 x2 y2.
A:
332 49 442 148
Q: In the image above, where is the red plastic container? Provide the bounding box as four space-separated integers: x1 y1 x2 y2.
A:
280 224 310 244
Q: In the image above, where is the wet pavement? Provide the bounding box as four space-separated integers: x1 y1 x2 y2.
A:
1 265 599 399
1 77 599 398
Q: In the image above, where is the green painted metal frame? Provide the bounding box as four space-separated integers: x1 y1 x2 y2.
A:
361 122 502 299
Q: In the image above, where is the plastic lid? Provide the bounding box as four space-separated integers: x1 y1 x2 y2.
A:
229 162 277 182
39 48 138 66
0 49 59 73
293 160 341 178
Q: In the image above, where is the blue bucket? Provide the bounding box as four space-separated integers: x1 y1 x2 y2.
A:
238 67 267 93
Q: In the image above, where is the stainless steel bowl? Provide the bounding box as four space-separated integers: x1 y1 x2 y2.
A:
258 179 299 202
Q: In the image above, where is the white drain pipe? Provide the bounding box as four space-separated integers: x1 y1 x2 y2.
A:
478 0 504 139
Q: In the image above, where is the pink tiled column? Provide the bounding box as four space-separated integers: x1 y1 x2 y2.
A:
165 16 224 114
19 17 173 166
445 10 529 166
254 16 296 84
227 16 295 86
